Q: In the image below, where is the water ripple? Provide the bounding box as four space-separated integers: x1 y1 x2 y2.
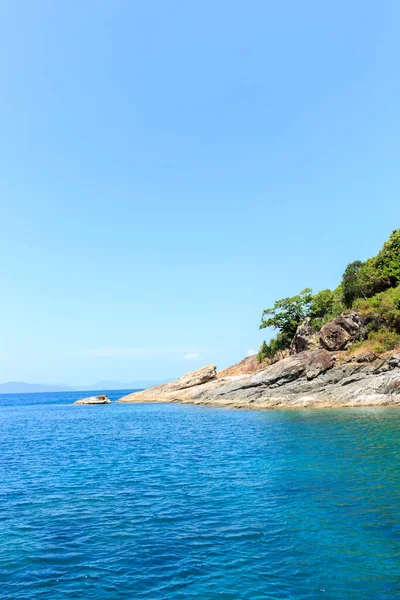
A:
1 395 400 598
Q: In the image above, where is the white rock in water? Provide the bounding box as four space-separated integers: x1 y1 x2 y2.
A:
74 394 111 405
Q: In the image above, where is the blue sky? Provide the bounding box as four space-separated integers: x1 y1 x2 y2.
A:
1 0 399 385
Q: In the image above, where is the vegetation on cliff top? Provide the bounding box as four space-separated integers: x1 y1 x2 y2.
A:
258 229 400 361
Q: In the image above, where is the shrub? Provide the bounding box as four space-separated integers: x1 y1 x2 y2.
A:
368 329 400 354
354 286 400 332
342 260 364 308
257 335 287 362
341 230 400 308
310 286 344 330
310 289 335 319
374 228 400 285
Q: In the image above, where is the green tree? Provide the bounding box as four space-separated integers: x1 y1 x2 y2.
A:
257 229 400 362
354 286 400 332
257 335 287 362
341 230 400 308
310 289 335 319
259 288 313 346
342 260 364 307
374 228 400 285
309 288 345 329
356 258 391 299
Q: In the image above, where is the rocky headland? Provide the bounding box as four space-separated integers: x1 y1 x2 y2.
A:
119 231 400 410
118 313 400 409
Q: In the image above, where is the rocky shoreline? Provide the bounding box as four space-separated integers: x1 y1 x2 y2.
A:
118 350 400 409
119 311 400 409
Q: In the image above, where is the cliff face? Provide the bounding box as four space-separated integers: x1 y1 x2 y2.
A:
118 350 400 409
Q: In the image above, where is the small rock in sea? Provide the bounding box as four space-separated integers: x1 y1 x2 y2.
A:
74 394 111 405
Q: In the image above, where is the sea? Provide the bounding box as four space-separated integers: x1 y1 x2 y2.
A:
1 390 400 599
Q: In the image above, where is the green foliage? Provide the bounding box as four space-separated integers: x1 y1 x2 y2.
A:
257 228 400 361
331 285 346 316
342 260 364 307
341 229 400 308
309 288 344 329
374 228 400 284
259 288 313 346
257 335 287 362
310 289 334 318
368 329 400 354
258 286 345 359
354 286 400 332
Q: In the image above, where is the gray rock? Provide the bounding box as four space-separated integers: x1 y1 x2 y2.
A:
388 354 400 368
172 364 217 389
356 351 376 363
319 312 367 351
74 394 111 405
118 350 400 409
119 365 217 404
289 318 319 355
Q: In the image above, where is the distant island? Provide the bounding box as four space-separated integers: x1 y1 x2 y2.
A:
120 229 400 409
0 380 166 395
0 382 73 394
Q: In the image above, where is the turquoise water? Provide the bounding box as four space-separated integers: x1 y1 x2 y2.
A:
1 393 400 599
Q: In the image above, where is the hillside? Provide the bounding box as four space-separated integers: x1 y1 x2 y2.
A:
119 230 400 409
258 228 400 362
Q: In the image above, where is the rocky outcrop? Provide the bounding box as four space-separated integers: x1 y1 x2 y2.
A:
117 310 399 410
74 394 111 405
356 351 376 363
290 312 367 355
389 353 400 368
218 355 264 377
118 350 400 409
289 318 319 354
119 365 217 404
218 351 291 378
319 312 367 351
173 364 217 388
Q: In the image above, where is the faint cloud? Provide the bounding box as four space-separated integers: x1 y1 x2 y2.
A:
246 349 257 356
83 347 153 358
80 346 207 360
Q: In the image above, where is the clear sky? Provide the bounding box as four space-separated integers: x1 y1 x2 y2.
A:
1 0 399 385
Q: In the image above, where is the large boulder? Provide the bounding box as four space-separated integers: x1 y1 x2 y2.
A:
251 348 335 384
319 312 367 351
171 364 217 390
218 355 261 377
74 394 111 405
119 365 217 403
289 318 319 354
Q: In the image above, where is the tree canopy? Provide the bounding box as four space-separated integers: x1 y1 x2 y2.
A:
341 229 400 307
259 288 313 346
257 229 400 362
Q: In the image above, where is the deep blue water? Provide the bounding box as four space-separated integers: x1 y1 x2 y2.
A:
1 393 400 599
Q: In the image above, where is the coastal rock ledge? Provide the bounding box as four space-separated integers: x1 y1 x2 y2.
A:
118 351 400 409
74 394 111 405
